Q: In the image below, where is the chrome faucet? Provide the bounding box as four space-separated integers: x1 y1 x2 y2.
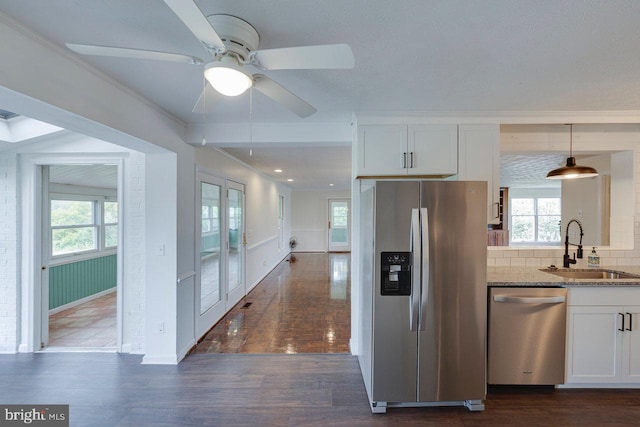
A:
563 219 584 268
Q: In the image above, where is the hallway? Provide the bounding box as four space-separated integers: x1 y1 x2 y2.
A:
194 252 351 354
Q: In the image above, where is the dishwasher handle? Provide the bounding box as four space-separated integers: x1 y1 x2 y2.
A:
493 295 566 304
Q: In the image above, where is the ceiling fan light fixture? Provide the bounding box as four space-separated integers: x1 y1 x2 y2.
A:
546 124 599 180
204 58 253 97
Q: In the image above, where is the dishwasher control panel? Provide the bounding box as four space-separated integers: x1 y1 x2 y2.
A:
380 252 411 295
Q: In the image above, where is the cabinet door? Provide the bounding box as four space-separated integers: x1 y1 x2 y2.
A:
408 124 458 175
622 306 640 383
458 124 500 224
566 306 623 383
356 125 408 177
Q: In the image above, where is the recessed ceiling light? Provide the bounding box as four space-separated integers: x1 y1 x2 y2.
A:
287 178 294 182
329 183 334 186
274 169 283 173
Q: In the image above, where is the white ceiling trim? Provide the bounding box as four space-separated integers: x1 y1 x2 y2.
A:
354 111 640 125
187 122 352 146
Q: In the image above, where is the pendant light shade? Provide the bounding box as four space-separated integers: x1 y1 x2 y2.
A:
546 125 599 180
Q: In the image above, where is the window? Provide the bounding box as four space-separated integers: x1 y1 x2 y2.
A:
51 200 97 256
104 201 118 248
50 197 118 258
511 197 561 244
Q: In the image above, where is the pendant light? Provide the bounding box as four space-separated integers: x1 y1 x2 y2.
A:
546 124 599 180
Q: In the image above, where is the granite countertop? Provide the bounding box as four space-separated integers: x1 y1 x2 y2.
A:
487 266 640 287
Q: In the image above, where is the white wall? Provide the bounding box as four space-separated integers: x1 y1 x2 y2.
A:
0 13 195 363
0 154 18 353
193 147 292 291
561 154 610 246
0 132 147 354
291 190 351 252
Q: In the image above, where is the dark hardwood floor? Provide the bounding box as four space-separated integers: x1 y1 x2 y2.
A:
194 253 351 354
3 253 640 425
2 352 640 426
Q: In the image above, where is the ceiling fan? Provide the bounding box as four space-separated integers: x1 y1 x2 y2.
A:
65 0 354 118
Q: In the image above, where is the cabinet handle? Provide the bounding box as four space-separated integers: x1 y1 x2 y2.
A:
627 313 633 332
493 202 500 219
402 152 407 169
619 312 625 332
410 151 414 168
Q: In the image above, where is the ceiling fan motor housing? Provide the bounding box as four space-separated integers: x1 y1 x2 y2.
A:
207 14 259 61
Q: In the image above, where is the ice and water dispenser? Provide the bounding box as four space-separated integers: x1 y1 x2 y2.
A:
380 252 412 295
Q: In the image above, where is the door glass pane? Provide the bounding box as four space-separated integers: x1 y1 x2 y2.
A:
200 182 221 315
330 201 349 245
228 188 243 292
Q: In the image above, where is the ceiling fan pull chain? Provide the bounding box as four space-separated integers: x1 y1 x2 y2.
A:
249 87 253 156
202 72 207 146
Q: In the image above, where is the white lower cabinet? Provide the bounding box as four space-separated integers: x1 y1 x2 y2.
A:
565 287 640 385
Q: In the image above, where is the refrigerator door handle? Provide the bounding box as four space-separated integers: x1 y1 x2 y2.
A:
410 208 420 331
418 208 429 331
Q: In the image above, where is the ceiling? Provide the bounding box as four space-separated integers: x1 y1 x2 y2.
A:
2 1 640 189
49 164 118 190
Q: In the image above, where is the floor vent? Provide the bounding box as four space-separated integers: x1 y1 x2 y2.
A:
241 302 252 309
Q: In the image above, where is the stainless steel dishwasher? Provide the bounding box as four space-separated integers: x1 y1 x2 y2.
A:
488 287 568 385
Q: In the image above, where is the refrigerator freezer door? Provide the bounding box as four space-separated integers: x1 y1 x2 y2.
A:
418 181 487 402
372 181 419 402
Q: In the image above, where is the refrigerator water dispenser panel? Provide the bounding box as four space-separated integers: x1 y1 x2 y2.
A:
381 252 411 295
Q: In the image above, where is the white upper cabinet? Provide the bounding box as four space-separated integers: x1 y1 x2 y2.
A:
408 125 458 176
355 124 458 177
457 124 501 224
356 125 408 176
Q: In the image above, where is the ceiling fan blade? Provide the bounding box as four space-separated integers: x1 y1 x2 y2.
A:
66 43 203 64
192 83 222 114
163 0 225 51
253 75 317 118
254 44 354 70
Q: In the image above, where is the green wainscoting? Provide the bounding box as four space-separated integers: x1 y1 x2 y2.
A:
49 254 117 310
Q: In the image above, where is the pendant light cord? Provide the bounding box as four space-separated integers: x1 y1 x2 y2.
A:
569 124 573 157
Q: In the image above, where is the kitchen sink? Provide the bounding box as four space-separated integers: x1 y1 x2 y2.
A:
540 268 640 279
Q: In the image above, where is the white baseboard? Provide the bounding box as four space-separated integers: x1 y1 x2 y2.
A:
141 354 179 365
177 339 195 363
247 251 291 293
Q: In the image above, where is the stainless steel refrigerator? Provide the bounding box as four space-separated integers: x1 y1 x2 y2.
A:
358 180 487 413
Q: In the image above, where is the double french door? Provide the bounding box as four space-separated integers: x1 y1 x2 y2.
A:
195 174 246 339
